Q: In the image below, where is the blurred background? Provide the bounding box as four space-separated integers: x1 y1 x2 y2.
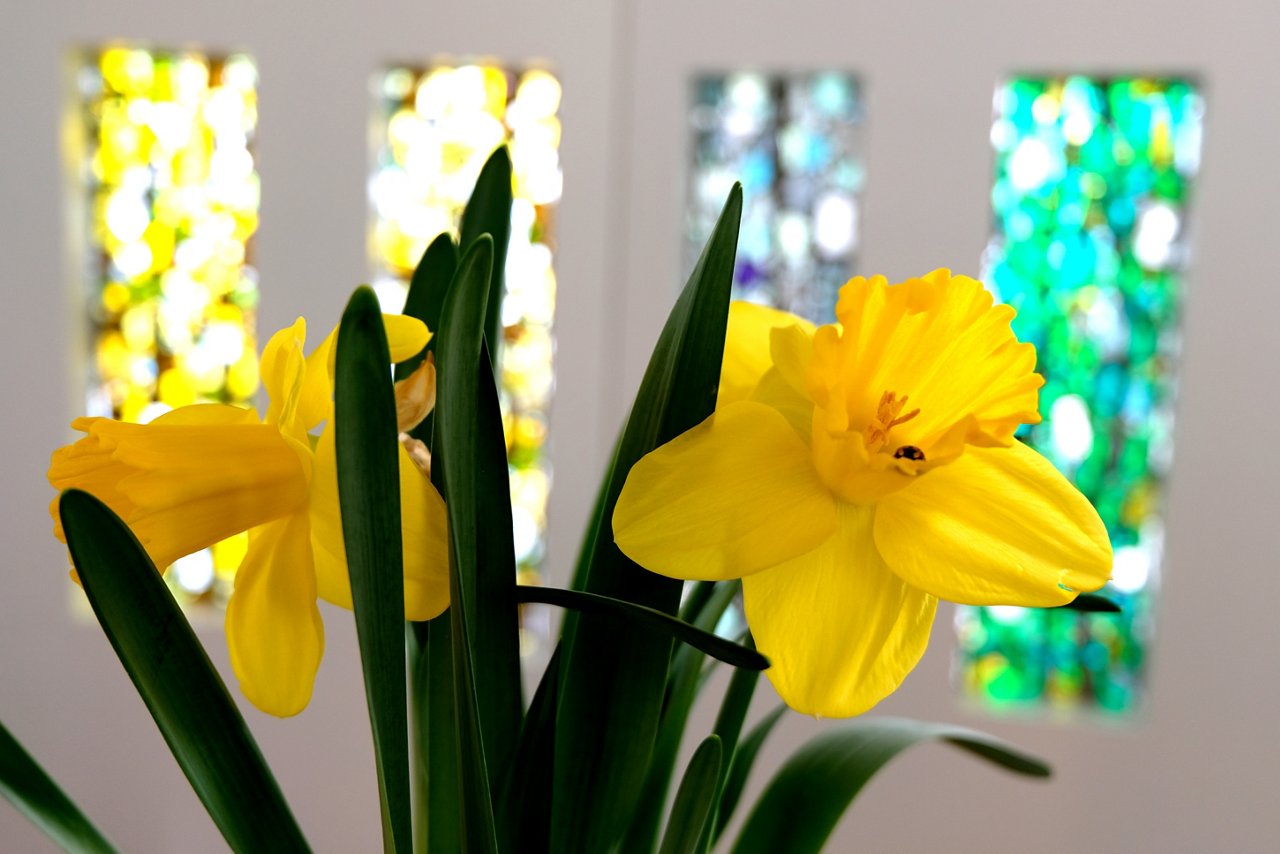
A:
2 0 1277 850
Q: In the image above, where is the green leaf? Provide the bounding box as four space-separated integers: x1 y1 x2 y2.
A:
0 719 117 853
407 618 460 854
732 717 1052 854
496 648 560 853
621 580 742 854
658 736 723 854
433 236 516 853
57 489 308 853
695 634 761 853
714 704 785 844
1056 592 1122 613
552 184 742 853
515 586 767 671
397 232 457 450
334 287 413 854
458 146 512 370
435 237 523 777
403 232 458 347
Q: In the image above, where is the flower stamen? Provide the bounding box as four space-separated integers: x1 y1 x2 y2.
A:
865 391 920 452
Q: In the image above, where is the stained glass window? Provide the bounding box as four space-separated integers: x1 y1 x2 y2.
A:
687 72 864 322
370 63 561 589
74 45 261 603
956 76 1204 712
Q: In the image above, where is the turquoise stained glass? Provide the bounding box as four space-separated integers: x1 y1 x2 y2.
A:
687 72 864 322
956 76 1203 712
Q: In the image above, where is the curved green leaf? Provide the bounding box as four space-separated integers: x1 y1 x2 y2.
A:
335 287 412 854
1056 592 1122 613
515 586 767 671
623 581 746 854
407 617 459 854
553 184 743 853
0 719 117 853
658 736 722 854
732 717 1051 854
714 705 785 843
58 489 308 853
458 146 512 370
496 648 560 853
432 236 508 853
695 634 761 852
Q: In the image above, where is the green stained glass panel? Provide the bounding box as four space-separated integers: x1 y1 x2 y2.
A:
956 76 1203 713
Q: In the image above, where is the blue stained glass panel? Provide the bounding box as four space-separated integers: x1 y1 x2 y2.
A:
687 72 865 322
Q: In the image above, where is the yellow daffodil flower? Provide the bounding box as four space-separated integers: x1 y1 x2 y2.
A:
614 270 1113 717
48 316 449 717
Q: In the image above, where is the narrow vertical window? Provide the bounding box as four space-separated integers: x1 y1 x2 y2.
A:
956 76 1203 712
371 62 562 591
74 45 261 603
687 72 864 322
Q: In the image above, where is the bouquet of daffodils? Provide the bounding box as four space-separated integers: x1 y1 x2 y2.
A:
4 149 1111 853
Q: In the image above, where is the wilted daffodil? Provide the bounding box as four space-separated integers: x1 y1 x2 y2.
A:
48 315 448 717
614 270 1112 717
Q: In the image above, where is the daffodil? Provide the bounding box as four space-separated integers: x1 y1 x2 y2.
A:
614 270 1112 717
48 316 449 717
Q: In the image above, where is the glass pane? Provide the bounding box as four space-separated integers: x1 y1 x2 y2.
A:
956 76 1204 713
687 71 865 322
74 45 261 605
371 62 561 605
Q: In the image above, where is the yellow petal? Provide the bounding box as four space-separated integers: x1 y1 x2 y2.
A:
225 513 324 717
309 427 449 619
744 502 938 717
261 319 308 432
818 271 1042 449
299 314 432 431
48 413 309 569
873 440 1113 606
394 353 437 433
397 441 450 620
613 401 838 581
719 302 815 407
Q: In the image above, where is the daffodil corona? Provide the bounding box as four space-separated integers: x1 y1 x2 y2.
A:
614 270 1112 717
48 316 449 717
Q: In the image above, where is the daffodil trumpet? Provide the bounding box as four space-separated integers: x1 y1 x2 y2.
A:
614 269 1113 718
48 315 449 717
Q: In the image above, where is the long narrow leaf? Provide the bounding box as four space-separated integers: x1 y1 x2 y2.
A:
732 718 1051 854
58 490 308 853
496 649 560 853
552 185 743 852
334 287 412 854
407 618 460 854
432 236 506 852
436 238 523 770
0 719 117 853
622 580 742 854
714 705 785 843
458 146 512 369
658 736 722 854
695 635 761 852
403 232 458 352
1055 592 1122 613
515 586 767 671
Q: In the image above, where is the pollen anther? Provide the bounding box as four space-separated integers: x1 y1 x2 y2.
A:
865 391 921 451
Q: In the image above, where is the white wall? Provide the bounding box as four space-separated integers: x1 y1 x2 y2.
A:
3 0 1278 851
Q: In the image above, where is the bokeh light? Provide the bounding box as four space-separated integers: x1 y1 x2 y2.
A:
956 76 1204 713
74 45 261 605
371 62 561 582
687 72 864 322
